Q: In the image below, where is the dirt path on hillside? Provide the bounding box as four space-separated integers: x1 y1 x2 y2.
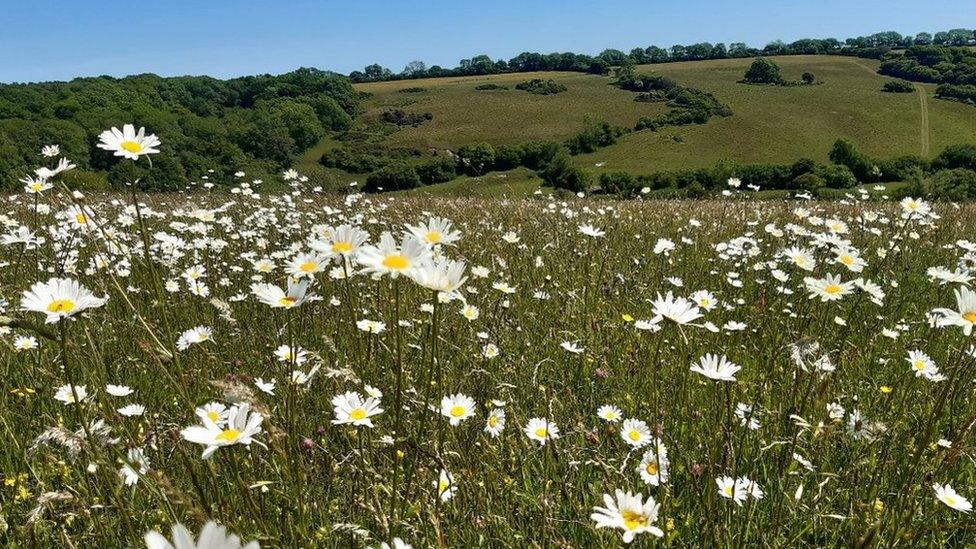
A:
915 84 930 157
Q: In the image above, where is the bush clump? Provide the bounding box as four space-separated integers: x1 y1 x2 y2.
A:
475 83 508 91
515 79 568 95
364 163 420 192
882 80 916 93
380 109 433 127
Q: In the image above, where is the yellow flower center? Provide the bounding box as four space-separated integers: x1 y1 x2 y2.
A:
963 312 976 323
913 360 925 371
279 296 296 307
349 408 367 421
207 411 220 422
824 284 842 295
628 430 642 442
383 255 409 270
215 429 240 442
621 510 648 531
646 462 659 475
840 255 853 265
331 241 353 254
945 495 957 506
488 416 498 427
47 299 75 314
75 214 87 224
439 480 449 492
120 141 143 153
31 183 43 192
426 231 442 243
534 427 547 438
299 261 318 273
449 405 466 418
724 486 734 497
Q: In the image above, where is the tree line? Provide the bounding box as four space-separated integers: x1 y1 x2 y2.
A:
349 28 976 83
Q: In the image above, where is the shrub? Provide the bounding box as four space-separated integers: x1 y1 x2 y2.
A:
816 164 857 189
599 172 636 195
515 79 568 95
380 109 432 127
927 168 976 200
932 144 976 171
539 151 589 192
397 87 426 93
743 57 782 84
456 143 496 175
829 139 875 182
936 84 976 104
320 147 386 173
518 141 562 170
801 72 816 85
565 122 621 155
415 157 457 184
882 80 916 93
475 83 508 91
876 155 927 181
792 172 825 191
364 163 420 192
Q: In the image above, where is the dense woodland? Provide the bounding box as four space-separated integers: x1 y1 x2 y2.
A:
0 68 359 190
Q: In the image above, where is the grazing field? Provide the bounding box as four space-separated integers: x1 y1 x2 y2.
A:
354 56 976 184
5 146 976 546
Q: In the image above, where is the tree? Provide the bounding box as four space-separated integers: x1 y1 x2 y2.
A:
914 32 933 45
801 72 815 85
743 57 782 84
401 60 427 77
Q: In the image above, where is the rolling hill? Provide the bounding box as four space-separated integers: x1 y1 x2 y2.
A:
320 55 975 194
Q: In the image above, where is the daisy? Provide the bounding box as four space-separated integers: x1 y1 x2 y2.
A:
357 233 431 278
54 384 87 405
906 350 940 380
690 354 741 382
97 124 161 160
119 447 149 487
196 402 228 425
436 468 457 501
411 257 467 293
690 290 718 311
117 404 145 417
482 343 500 359
13 335 37 351
181 403 264 459
637 447 669 486
274 344 308 365
331 391 383 427
21 278 106 323
22 176 53 194
591 489 664 543
405 217 461 246
578 224 605 238
106 384 133 397
441 393 476 426
285 253 328 278
620 418 652 447
177 326 212 351
144 521 258 549
309 224 369 258
598 404 623 423
524 418 560 445
651 292 702 325
933 286 976 335
560 341 584 354
716 476 747 505
485 408 506 437
934 484 972 513
804 274 854 302
356 319 386 334
40 144 60 157
461 304 480 321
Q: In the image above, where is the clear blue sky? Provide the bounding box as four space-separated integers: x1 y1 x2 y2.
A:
1 0 973 83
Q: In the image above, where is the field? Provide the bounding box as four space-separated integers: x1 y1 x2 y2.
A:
4 147 976 546
354 56 976 188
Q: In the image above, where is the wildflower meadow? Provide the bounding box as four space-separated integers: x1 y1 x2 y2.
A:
2 127 976 547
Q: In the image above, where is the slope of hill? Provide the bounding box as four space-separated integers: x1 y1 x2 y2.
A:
353 55 974 183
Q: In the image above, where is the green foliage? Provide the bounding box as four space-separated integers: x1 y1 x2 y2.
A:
380 109 433 127
415 157 457 184
879 46 976 86
0 68 359 188
474 83 508 91
514 79 568 95
598 171 636 194
926 168 976 200
816 164 858 189
936 84 976 105
882 80 916 93
743 57 782 84
565 122 623 155
539 150 589 192
456 143 497 175
829 139 876 182
932 144 976 171
792 172 825 191
364 162 420 192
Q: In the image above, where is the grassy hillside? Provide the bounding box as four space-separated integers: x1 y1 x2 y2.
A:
351 55 976 186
